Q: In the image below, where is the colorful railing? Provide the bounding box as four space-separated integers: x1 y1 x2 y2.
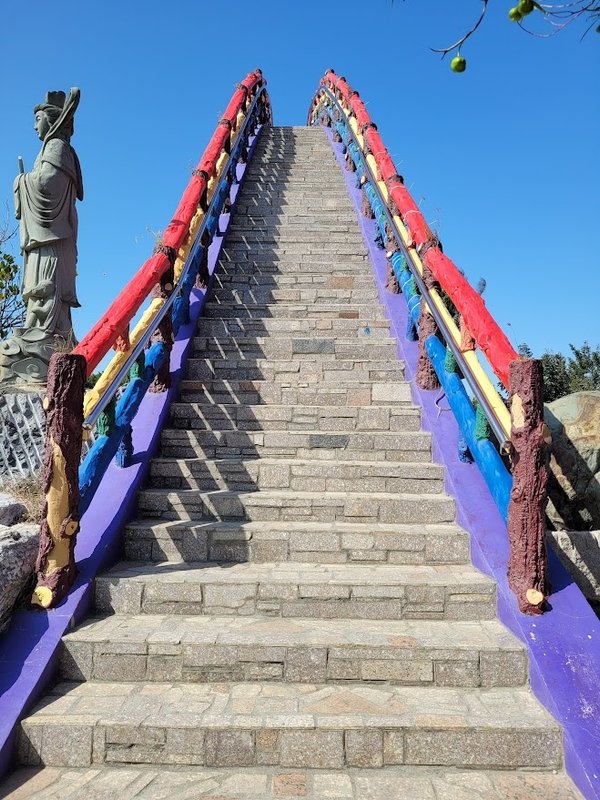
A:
30 70 271 610
309 70 548 616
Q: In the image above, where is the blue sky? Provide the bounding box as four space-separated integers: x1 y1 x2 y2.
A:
1 0 598 359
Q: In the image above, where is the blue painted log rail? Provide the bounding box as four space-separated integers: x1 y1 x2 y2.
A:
0 73 270 777
310 74 600 799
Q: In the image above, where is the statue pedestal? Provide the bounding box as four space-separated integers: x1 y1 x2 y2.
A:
0 329 72 385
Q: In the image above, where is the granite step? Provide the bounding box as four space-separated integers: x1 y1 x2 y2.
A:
178 379 413 407
169 402 421 432
147 458 443 495
158 428 430 461
122 519 470 566
194 316 392 338
2 765 582 799
135 488 454 527
219 252 371 266
228 214 358 224
184 357 404 383
215 264 373 277
221 244 368 256
235 201 359 213
94 561 492 620
202 302 382 319
59 615 527 688
208 287 380 305
213 272 377 288
224 232 367 244
123 516 470 566
191 337 397 362
17 682 561 770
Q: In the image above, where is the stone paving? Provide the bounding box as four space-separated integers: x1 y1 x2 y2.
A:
2 766 583 799
6 126 582 798
19 682 561 769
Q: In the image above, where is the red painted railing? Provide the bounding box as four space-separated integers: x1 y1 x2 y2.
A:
310 70 548 616
74 70 267 375
314 70 518 386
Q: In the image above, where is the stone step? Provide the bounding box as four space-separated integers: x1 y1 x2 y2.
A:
159 428 430 461
169 402 421 432
59 615 527 688
219 252 370 266
191 337 397 363
178 379 413 407
227 223 364 236
240 178 352 189
184 357 404 384
17 682 561 770
195 316 392 338
215 263 373 276
147 458 443 495
202 303 382 320
222 244 368 257
235 201 357 213
136 488 454 528
122 519 470 565
208 287 379 305
213 272 376 288
230 212 357 222
242 178 348 187
3 765 581 798
94 561 491 620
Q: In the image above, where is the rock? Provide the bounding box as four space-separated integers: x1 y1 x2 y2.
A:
0 523 39 636
544 391 600 531
0 492 28 526
547 530 600 604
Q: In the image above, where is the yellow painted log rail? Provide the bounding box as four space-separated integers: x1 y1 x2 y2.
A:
309 71 548 615
31 72 271 609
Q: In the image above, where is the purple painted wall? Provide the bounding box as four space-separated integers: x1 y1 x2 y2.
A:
325 128 600 799
0 129 262 778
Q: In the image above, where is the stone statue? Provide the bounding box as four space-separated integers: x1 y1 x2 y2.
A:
0 89 83 385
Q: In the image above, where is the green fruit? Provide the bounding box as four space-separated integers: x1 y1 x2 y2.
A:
517 0 534 14
508 6 523 20
450 55 467 73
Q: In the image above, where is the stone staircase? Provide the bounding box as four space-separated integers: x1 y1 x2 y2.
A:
5 127 581 799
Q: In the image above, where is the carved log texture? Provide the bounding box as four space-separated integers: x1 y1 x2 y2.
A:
507 358 549 614
360 190 375 219
384 258 400 294
460 315 476 352
416 299 440 390
32 353 86 609
149 247 175 393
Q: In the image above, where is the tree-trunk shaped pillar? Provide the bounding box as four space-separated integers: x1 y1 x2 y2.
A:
507 358 549 614
31 352 86 609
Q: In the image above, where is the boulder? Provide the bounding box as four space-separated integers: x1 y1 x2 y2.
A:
544 391 600 531
0 523 39 636
0 492 27 526
548 530 600 605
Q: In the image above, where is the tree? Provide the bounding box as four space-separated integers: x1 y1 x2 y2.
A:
393 1 600 72
0 213 25 339
519 341 600 402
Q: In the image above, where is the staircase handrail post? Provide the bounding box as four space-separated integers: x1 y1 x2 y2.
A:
507 357 549 614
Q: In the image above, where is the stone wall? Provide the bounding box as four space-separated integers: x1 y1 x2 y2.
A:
0 392 45 483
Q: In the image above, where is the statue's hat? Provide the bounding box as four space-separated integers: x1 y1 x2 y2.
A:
35 91 66 114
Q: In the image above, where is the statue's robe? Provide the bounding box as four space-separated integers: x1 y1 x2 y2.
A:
14 138 83 337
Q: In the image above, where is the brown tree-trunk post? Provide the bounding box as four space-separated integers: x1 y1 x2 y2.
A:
507 358 549 614
31 353 86 609
149 244 176 393
416 298 440 390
